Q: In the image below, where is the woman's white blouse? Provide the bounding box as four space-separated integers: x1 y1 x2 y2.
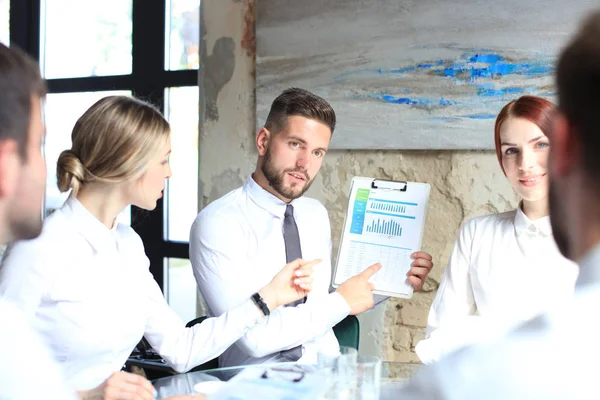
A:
0 198 263 391
415 207 578 364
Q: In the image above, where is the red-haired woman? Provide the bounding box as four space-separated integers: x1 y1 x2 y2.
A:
415 96 578 364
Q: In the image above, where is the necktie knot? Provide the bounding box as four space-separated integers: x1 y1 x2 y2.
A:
285 204 294 219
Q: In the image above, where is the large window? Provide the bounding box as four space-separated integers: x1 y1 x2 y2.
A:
0 0 8 45
40 0 132 79
166 0 199 70
10 0 200 322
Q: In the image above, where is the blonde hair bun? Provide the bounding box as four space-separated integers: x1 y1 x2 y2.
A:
56 150 86 195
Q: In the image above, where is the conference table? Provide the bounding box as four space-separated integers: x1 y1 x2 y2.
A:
153 361 422 399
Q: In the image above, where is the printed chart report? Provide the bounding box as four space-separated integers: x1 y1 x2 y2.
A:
334 178 430 298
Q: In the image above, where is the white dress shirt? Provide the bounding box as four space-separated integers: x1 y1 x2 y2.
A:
416 207 578 364
190 176 351 367
0 300 76 400
0 197 265 391
402 245 600 400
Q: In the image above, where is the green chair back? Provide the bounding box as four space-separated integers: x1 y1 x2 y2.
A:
332 314 360 350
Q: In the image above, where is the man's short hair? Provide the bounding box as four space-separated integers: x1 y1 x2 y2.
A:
264 87 336 135
556 11 600 180
0 44 46 157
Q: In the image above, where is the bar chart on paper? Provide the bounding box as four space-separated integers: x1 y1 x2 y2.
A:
335 178 430 298
359 198 417 240
369 200 408 214
365 218 403 236
345 195 416 290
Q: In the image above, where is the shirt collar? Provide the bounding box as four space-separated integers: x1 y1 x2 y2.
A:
243 175 298 218
61 196 118 252
575 245 600 289
513 203 553 238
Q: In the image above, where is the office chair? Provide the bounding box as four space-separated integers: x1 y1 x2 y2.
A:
332 314 360 350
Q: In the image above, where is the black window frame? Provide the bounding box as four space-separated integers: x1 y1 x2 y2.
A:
9 0 196 290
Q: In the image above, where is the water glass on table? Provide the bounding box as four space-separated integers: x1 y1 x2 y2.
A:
355 356 382 400
317 345 358 369
317 349 382 400
317 346 358 399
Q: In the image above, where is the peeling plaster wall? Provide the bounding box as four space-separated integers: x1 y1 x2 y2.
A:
199 0 519 361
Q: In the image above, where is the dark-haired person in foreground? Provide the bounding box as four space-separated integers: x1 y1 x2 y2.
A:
0 41 78 400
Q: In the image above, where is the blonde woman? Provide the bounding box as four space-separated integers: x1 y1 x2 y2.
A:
0 96 316 400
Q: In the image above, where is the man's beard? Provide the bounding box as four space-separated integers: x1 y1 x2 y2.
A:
549 179 571 259
9 212 42 241
261 147 313 200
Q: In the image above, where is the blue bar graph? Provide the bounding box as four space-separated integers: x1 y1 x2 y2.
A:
365 218 402 237
370 201 407 214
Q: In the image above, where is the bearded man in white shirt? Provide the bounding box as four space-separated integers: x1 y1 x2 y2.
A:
190 87 434 367
399 11 600 399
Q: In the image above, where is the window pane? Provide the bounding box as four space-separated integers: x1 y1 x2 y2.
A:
0 0 8 46
41 0 132 79
164 258 197 323
164 86 199 242
165 0 199 70
44 91 132 225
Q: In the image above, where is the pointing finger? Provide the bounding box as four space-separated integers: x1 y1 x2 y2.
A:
360 263 382 279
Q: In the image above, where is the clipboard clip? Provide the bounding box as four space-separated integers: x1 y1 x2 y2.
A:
371 178 407 191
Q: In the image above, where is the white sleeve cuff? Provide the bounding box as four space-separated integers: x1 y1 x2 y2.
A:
312 291 351 326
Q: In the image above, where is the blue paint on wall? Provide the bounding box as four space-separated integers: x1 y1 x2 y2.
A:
432 114 497 121
476 86 536 97
464 114 497 120
429 53 553 82
338 50 554 122
469 54 504 63
373 94 460 106
382 96 417 105
340 52 553 82
387 66 416 73
336 51 554 103
374 52 554 82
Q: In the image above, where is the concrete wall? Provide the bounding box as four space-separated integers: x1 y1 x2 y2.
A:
199 0 519 362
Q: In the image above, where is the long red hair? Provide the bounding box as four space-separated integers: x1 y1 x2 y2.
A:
494 96 556 175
